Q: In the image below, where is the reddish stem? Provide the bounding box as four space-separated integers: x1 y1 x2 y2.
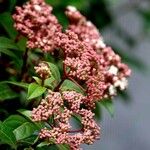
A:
68 128 83 133
15 34 22 43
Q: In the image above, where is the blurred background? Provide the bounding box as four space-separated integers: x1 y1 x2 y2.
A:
0 0 150 149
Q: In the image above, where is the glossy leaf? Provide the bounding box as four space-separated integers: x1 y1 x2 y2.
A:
0 83 18 101
60 79 85 94
27 83 46 100
93 102 102 120
37 141 50 148
57 144 70 150
3 81 29 89
17 109 32 120
44 76 56 89
0 48 17 58
13 122 38 141
33 76 42 85
47 62 61 83
19 135 38 145
0 124 16 149
17 109 44 129
0 12 17 39
2 115 27 131
0 37 18 50
16 37 27 52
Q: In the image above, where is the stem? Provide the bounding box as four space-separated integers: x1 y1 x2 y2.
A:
63 61 67 77
20 48 29 81
46 121 54 128
68 128 83 133
15 34 22 43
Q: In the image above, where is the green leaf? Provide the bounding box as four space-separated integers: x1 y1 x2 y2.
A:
57 144 70 150
0 124 16 149
93 102 102 120
60 79 85 94
27 83 46 100
2 81 29 89
0 37 18 50
37 145 59 150
3 115 27 131
72 114 81 124
37 141 50 148
0 121 2 131
17 109 32 120
0 83 18 101
13 122 38 141
37 140 70 150
0 48 17 58
47 62 61 83
37 142 70 150
0 12 17 39
44 76 56 89
100 99 114 117
16 37 27 52
20 135 38 145
33 76 42 85
8 0 17 12
18 109 44 129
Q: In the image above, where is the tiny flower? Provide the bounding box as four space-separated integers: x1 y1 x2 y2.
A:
66 5 77 12
95 39 106 49
34 62 51 79
114 77 128 90
34 4 42 11
108 85 117 96
108 65 118 75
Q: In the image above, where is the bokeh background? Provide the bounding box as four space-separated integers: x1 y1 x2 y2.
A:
0 0 150 149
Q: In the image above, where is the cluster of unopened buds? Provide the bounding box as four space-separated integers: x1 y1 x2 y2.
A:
13 0 131 149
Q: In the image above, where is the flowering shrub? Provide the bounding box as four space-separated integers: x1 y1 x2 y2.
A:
0 0 131 149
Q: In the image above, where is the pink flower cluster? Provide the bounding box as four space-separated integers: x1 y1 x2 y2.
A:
32 90 100 150
13 0 62 52
13 0 131 149
66 6 106 50
64 6 131 99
